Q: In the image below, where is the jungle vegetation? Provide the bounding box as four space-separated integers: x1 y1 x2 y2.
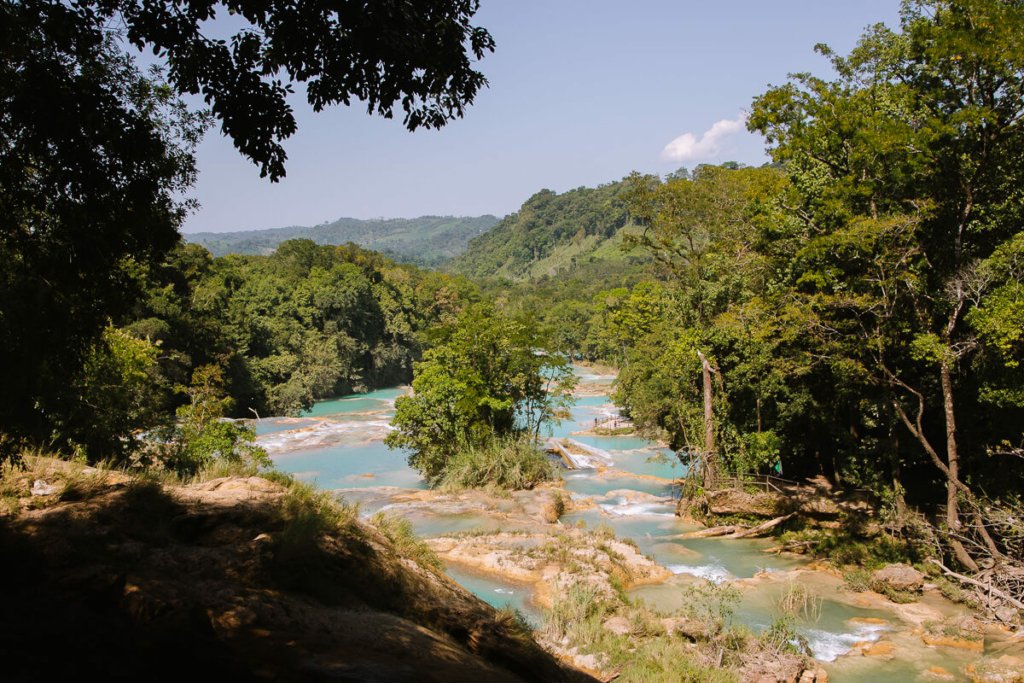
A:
1 0 1022 589
1 0 493 463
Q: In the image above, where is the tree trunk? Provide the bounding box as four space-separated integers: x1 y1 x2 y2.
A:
890 432 907 525
697 350 717 489
939 357 977 570
885 358 979 572
939 358 960 531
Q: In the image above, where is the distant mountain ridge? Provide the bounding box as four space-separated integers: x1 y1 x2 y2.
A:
186 214 500 266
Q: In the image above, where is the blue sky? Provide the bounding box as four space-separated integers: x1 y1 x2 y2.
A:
182 0 901 234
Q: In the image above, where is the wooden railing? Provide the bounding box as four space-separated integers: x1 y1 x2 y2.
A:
715 474 799 494
714 473 875 498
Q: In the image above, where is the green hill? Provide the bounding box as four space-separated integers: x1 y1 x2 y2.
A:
448 179 649 281
186 215 499 266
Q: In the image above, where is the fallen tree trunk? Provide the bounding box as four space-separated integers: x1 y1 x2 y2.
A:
683 525 748 539
728 514 795 539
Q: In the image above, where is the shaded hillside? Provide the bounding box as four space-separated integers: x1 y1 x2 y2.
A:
187 215 499 266
448 180 649 280
0 459 591 683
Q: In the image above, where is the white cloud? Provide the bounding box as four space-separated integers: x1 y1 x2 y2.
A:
661 114 748 163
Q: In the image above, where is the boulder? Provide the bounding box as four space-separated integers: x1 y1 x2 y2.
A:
852 639 895 658
660 617 708 640
30 479 59 496
920 632 984 652
871 563 925 593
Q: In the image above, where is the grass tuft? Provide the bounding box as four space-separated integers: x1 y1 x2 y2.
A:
369 511 442 571
437 435 554 491
776 581 822 622
58 466 111 502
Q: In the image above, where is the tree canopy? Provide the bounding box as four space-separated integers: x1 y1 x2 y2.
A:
747 0 1024 569
8 0 495 181
599 0 1024 575
0 0 495 458
0 26 205 456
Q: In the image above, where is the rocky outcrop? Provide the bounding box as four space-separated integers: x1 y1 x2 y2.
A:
690 475 877 527
386 485 569 526
871 563 925 593
799 668 830 683
747 659 827 683
849 639 896 658
704 488 786 517
428 528 672 609
920 616 986 652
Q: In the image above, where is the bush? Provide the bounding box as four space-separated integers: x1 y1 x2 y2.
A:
270 480 360 597
385 304 576 484
541 579 742 683
681 580 741 636
140 365 270 477
758 616 809 656
842 568 873 592
779 528 916 569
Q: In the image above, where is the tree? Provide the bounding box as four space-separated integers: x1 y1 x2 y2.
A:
1 0 495 459
60 326 165 459
0 26 205 457
166 364 269 476
618 165 788 486
749 0 1024 569
585 282 669 364
386 304 575 484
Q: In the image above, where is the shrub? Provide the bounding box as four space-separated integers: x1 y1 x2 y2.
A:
842 568 873 592
758 616 809 656
275 480 359 561
495 606 534 638
149 365 271 477
681 580 741 636
779 528 916 569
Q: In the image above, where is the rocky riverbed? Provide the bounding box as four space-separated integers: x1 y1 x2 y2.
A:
259 371 1024 682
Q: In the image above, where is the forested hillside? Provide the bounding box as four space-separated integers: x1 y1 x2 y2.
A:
449 180 649 280
37 239 478 463
188 215 499 266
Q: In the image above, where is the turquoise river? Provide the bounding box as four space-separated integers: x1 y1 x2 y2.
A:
254 368 1017 682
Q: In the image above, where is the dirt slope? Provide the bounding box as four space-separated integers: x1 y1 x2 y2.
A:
0 463 593 682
